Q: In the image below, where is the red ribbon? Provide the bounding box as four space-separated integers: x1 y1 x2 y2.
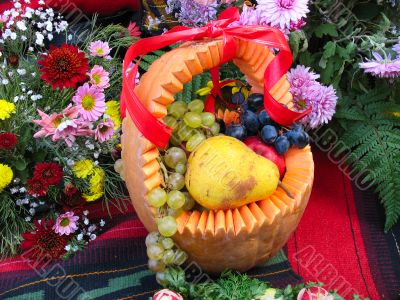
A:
121 7 311 149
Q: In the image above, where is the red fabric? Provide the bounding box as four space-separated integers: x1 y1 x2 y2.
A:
121 7 311 149
287 150 380 300
0 0 140 16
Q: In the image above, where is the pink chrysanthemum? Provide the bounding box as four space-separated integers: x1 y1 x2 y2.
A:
88 65 110 91
257 0 310 32
287 65 320 101
53 212 79 236
95 119 115 143
89 41 111 58
359 52 400 78
53 119 93 147
33 104 79 138
296 84 338 129
72 83 106 122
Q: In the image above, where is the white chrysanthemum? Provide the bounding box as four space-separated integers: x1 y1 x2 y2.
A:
257 0 309 32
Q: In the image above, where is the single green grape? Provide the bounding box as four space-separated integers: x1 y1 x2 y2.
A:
167 208 183 217
173 249 188 265
183 112 202 128
162 249 176 265
182 192 195 210
145 232 160 247
156 271 168 286
188 99 205 113
167 173 185 190
160 237 174 250
175 162 186 175
167 101 187 119
177 122 194 141
148 259 166 272
147 187 167 208
163 116 179 131
157 216 178 237
186 133 206 152
164 147 187 169
210 122 221 135
201 112 216 127
146 243 164 260
167 190 185 209
170 133 182 146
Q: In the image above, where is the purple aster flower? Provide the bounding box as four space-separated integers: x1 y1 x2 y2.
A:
296 83 338 129
393 40 400 58
230 4 264 26
167 0 218 27
287 65 320 102
257 0 310 33
359 52 400 78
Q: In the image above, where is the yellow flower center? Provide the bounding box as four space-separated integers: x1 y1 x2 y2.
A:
53 116 62 128
99 124 109 133
82 95 95 110
96 48 104 55
297 99 308 109
92 74 101 84
60 217 70 227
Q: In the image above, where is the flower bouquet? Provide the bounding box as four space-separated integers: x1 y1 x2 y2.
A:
0 0 139 259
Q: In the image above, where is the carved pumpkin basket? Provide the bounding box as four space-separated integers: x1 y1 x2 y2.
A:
121 37 314 273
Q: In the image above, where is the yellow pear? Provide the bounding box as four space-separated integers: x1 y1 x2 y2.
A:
185 136 280 210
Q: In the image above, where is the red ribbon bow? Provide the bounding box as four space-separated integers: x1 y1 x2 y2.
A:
121 7 311 149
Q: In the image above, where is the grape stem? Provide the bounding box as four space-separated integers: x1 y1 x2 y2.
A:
158 159 169 184
278 181 294 199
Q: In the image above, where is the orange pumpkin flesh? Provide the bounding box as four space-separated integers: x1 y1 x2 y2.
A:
121 38 314 273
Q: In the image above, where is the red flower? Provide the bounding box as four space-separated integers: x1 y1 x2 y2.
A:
128 22 141 37
61 184 86 210
33 162 63 185
38 44 89 90
0 132 17 150
21 220 71 261
27 176 49 197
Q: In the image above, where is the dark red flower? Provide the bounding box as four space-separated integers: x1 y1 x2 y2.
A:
38 44 89 90
21 219 71 261
33 162 63 186
64 184 77 197
0 132 17 150
7 53 19 68
61 184 85 210
27 176 49 197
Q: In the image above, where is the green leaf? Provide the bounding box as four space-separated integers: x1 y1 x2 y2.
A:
12 157 27 171
353 3 381 20
335 87 400 231
323 41 336 59
289 31 301 60
32 150 47 162
298 51 315 66
321 60 335 83
314 23 338 38
18 126 32 150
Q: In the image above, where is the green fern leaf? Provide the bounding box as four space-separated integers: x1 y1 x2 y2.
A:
336 88 400 231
